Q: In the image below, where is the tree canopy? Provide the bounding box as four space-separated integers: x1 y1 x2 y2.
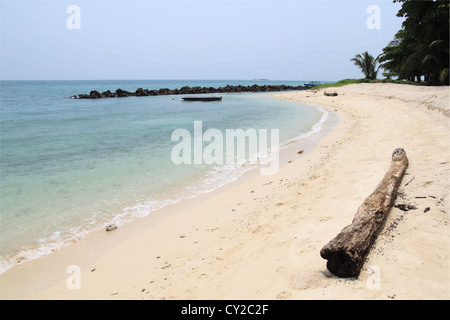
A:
379 0 449 85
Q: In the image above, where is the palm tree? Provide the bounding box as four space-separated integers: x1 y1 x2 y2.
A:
422 40 449 85
399 40 449 84
350 51 381 80
399 42 427 82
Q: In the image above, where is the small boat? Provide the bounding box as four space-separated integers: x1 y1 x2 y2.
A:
304 81 321 88
182 96 222 102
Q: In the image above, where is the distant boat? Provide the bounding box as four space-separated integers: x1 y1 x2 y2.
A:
304 81 321 88
182 96 222 102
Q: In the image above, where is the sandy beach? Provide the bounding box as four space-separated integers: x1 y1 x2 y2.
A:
1 83 449 300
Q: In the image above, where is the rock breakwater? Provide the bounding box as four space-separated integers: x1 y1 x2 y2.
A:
71 84 307 99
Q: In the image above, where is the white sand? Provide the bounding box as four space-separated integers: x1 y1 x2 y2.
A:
1 83 449 300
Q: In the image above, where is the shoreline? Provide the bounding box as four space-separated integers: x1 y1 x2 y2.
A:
0 94 333 276
1 83 449 299
0 93 337 298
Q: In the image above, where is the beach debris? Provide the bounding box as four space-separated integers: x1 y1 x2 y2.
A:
383 212 406 240
424 207 431 213
394 203 417 211
297 149 304 154
320 148 408 278
105 223 117 232
404 176 415 186
324 91 338 97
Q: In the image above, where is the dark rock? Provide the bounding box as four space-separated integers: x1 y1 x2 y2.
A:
191 86 202 94
158 88 171 95
116 88 133 97
90 90 102 99
136 88 149 96
74 94 90 99
102 90 116 98
179 86 191 94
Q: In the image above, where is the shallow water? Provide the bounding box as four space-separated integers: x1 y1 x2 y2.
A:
0 80 325 273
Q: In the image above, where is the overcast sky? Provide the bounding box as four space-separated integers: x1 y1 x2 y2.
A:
0 0 404 81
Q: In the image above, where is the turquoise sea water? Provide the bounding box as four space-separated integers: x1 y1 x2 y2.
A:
0 80 327 273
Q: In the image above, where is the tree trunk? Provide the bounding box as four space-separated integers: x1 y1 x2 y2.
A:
320 148 409 278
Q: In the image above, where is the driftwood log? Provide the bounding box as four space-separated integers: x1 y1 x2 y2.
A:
324 91 338 97
320 148 409 278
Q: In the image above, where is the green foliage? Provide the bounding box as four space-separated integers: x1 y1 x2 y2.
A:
382 71 397 80
309 78 429 90
308 79 369 90
380 0 449 85
379 31 409 76
350 52 381 80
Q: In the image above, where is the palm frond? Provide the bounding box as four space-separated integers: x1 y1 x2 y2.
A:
439 68 449 85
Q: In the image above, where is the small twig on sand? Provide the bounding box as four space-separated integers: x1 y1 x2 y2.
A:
405 177 415 186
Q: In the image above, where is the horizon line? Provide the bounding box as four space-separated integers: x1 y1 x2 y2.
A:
0 78 334 82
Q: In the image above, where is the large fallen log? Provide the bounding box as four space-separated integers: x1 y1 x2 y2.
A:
320 148 409 278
